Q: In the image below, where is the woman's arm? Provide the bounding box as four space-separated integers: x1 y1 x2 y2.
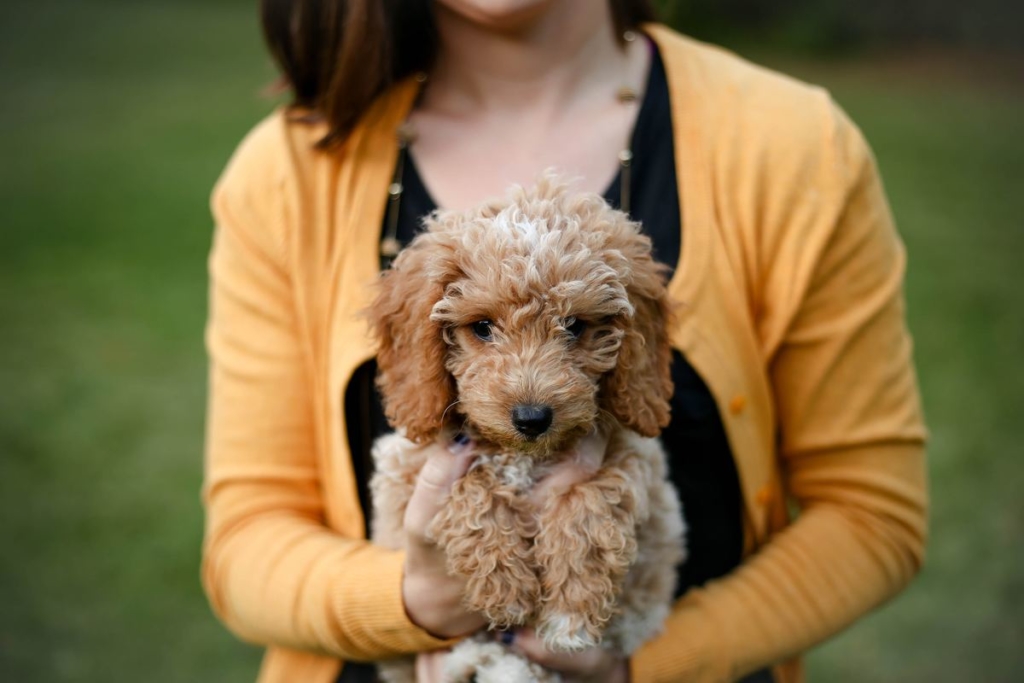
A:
631 103 928 682
201 119 463 660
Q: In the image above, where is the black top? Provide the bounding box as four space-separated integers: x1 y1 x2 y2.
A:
341 43 763 683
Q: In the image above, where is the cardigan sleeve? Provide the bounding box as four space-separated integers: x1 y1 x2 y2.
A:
201 117 451 660
631 101 928 682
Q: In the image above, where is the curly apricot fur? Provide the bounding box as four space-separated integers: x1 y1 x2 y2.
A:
368 175 686 683
429 464 541 628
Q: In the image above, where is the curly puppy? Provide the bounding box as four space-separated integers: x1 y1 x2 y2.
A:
368 176 686 682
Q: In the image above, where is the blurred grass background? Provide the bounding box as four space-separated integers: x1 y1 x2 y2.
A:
0 0 1021 681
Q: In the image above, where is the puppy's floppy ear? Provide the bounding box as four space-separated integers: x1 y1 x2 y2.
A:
369 232 459 443
602 228 674 438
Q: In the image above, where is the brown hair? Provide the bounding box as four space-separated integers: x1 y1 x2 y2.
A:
260 0 657 148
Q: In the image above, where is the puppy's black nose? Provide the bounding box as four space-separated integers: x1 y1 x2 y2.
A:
512 404 553 439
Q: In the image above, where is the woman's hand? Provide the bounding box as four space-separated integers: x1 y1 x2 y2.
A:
510 628 630 683
402 435 487 638
414 648 451 683
527 428 608 507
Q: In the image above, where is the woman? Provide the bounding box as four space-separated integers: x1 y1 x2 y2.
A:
201 1 929 681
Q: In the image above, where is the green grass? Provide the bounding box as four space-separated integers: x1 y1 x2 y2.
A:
0 1 271 680
1 2 1021 681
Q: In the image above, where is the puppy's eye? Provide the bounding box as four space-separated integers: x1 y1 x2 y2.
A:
564 317 587 340
471 320 494 341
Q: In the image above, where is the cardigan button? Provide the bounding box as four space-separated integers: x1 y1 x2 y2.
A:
756 485 773 506
729 394 747 415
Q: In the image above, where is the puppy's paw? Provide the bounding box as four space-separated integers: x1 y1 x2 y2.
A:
537 612 600 653
444 638 545 683
464 565 539 629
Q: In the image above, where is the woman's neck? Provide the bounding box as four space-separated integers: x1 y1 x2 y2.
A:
429 1 630 117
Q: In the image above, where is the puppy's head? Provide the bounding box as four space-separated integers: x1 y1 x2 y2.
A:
370 176 673 455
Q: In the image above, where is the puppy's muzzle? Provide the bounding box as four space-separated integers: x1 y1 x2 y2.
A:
512 404 553 440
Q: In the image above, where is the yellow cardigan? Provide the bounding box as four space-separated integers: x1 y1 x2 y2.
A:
203 25 928 683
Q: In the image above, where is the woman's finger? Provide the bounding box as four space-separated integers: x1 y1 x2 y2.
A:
511 628 610 677
404 436 476 538
414 649 450 683
527 429 608 508
400 434 488 638
572 428 610 471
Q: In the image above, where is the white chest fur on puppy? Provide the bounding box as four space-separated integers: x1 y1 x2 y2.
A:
367 176 686 683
